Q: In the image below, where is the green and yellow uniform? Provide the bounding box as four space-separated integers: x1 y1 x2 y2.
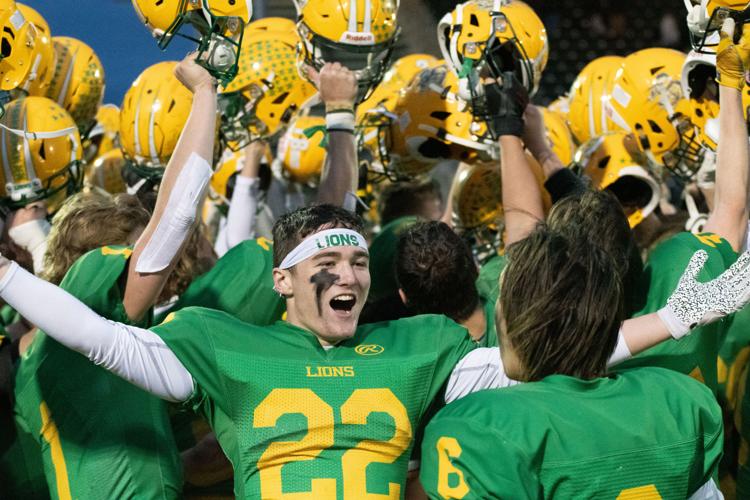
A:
157 237 284 325
13 246 182 499
420 367 723 499
368 216 418 303
153 309 475 498
617 232 737 392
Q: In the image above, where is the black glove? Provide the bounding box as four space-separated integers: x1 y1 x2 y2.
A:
483 71 529 138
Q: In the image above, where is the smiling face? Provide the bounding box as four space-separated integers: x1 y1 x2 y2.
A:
274 245 371 346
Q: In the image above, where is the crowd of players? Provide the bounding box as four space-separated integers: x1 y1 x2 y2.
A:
4 0 750 498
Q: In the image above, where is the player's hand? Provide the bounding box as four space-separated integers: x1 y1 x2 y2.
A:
657 249 750 338
483 71 529 138
716 17 750 91
175 52 218 94
306 63 358 110
7 202 46 229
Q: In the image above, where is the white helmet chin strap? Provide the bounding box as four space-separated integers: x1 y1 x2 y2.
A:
685 191 708 234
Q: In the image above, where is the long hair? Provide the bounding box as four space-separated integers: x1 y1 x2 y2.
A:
500 223 624 381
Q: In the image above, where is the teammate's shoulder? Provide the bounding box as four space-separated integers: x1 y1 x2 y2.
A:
652 231 730 257
361 314 468 338
67 245 132 273
159 306 252 327
616 366 715 398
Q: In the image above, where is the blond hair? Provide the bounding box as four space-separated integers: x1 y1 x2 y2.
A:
43 191 150 284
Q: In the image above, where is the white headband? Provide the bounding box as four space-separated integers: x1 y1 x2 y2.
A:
279 228 368 270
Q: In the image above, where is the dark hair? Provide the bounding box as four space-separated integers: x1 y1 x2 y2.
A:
272 204 365 267
500 224 624 381
396 221 479 322
378 179 442 225
546 189 642 314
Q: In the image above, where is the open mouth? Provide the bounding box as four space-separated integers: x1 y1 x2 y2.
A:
330 294 357 314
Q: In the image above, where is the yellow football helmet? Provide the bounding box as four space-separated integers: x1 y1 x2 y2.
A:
131 0 251 84
244 16 298 43
541 107 576 165
276 115 326 185
296 0 400 103
358 64 495 179
547 94 570 119
567 55 623 144
219 23 316 150
438 0 548 101
607 48 703 178
451 153 550 259
15 3 53 97
357 53 441 117
120 61 193 177
45 37 105 136
82 104 120 164
210 147 242 201
573 132 660 228
0 0 37 95
84 148 127 194
0 96 82 209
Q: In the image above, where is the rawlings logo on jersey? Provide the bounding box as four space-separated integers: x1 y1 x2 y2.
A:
355 344 384 356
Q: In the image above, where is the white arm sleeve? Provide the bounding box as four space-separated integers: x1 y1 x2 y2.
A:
0 262 194 402
446 330 633 403
224 175 259 252
688 478 723 500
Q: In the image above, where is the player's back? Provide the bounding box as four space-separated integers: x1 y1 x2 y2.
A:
153 308 475 498
420 366 722 499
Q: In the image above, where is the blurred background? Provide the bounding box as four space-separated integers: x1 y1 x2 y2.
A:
31 0 689 105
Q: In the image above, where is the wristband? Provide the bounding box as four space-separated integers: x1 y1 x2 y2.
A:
656 306 691 340
326 110 355 133
325 101 355 113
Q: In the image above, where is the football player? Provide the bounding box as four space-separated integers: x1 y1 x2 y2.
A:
10 53 217 499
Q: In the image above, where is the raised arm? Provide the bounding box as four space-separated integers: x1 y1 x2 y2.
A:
0 258 194 402
703 18 750 251
217 140 265 255
306 63 360 210
123 54 217 321
491 72 542 246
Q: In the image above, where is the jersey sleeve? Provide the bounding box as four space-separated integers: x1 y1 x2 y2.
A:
420 415 538 499
151 308 224 413
59 245 151 326
475 254 507 304
426 316 477 399
160 238 284 325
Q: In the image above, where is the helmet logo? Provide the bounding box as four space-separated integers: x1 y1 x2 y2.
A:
340 31 375 45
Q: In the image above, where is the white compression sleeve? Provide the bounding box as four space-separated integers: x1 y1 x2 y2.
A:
223 175 259 251
446 329 634 403
136 153 212 273
0 262 194 402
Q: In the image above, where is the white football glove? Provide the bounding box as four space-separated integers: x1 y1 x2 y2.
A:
658 249 750 339
685 0 710 36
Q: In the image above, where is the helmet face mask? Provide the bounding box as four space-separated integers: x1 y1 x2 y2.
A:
690 2 750 53
133 0 250 85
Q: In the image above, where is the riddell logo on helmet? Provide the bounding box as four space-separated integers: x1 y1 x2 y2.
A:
340 31 375 45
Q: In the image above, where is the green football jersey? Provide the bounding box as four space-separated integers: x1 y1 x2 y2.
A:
368 216 418 303
475 255 506 348
13 246 182 499
616 232 736 392
717 304 750 410
153 309 475 499
0 416 49 499
156 237 284 325
420 367 723 499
